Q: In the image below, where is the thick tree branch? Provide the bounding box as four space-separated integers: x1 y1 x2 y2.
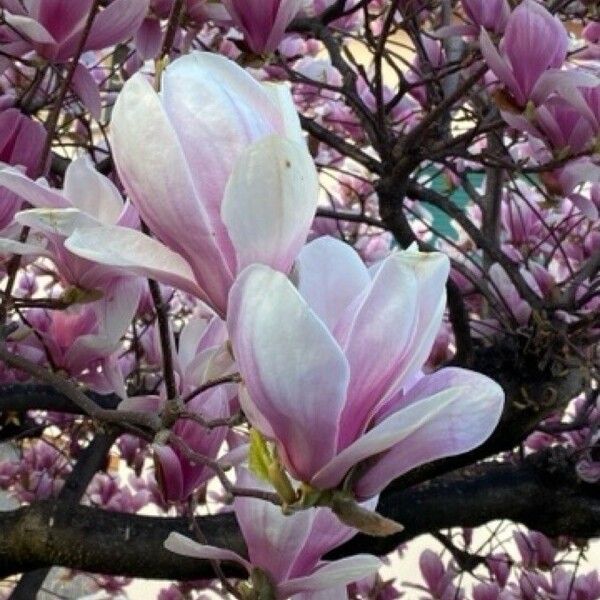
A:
1 448 598 581
9 432 116 599
0 384 120 415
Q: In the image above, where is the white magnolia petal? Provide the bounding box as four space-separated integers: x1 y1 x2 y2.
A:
64 226 203 298
164 532 251 572
294 236 370 331
0 236 51 257
234 484 316 583
0 168 69 209
278 556 382 598
111 71 233 313
335 254 418 448
64 157 124 224
262 82 305 144
221 135 318 274
15 207 101 237
355 368 505 497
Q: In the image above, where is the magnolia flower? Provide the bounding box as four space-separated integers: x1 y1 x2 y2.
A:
0 0 149 115
227 237 504 498
15 289 138 396
0 107 46 230
0 157 142 396
0 0 149 63
165 470 382 599
0 156 137 290
120 315 235 502
501 87 600 203
461 0 509 34
514 531 557 571
65 52 318 317
503 87 600 156
222 0 304 54
480 0 568 107
406 36 445 106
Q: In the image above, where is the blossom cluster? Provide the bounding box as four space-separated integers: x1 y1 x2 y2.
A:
0 1 597 599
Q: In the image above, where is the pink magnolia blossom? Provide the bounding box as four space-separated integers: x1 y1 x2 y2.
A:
514 530 557 570
120 314 234 502
164 470 382 598
501 86 600 200
503 87 599 157
2 439 67 502
461 0 510 35
0 0 149 116
0 156 138 289
581 22 600 60
228 236 504 496
65 52 319 317
0 0 149 63
87 472 151 513
0 107 46 230
221 0 304 54
16 286 138 395
419 550 464 600
0 157 142 395
479 0 569 107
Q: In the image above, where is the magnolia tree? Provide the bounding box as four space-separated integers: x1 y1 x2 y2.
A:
0 0 598 599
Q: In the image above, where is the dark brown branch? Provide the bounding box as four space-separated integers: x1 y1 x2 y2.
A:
0 384 120 414
9 432 116 599
1 448 598 581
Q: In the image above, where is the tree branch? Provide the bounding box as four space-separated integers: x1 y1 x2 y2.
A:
1 448 598 581
9 432 116 599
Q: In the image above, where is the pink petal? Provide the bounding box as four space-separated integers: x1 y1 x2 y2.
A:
227 264 349 482
479 28 523 105
110 71 234 313
531 70 599 124
278 556 382 597
3 13 56 44
85 0 150 52
335 254 418 449
134 17 162 60
71 62 101 120
0 168 70 209
159 53 284 268
502 1 567 99
153 444 184 501
164 532 251 572
354 367 504 498
222 0 303 54
294 236 370 331
63 157 123 224
288 498 378 579
64 225 204 299
234 471 316 582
